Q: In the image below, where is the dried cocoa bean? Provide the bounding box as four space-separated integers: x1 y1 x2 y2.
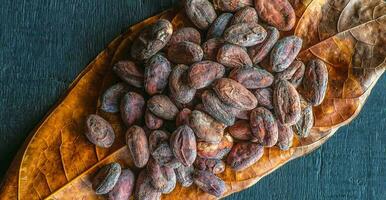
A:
135 170 161 200
144 54 172 95
151 143 181 168
131 19 173 60
194 157 225 174
147 95 179 120
270 36 302 72
100 82 129 113
185 0 217 30
113 60 144 88
197 133 233 159
145 109 164 130
301 59 328 106
230 6 258 26
85 114 115 148
224 23 267 47
293 99 314 138
167 41 203 65
229 66 274 89
167 27 201 48
188 110 226 143
227 142 264 171
120 92 145 127
276 122 294 150
235 109 250 120
250 107 278 147
170 125 197 166
217 43 252 68
213 0 253 12
108 169 135 200
148 130 169 153
213 78 257 110
253 88 274 109
276 60 305 87
201 90 237 126
169 64 196 104
202 38 224 60
207 13 233 39
193 170 226 197
228 120 255 141
273 79 301 125
92 163 121 195
254 0 296 31
176 108 192 127
126 126 150 168
248 26 279 64
174 164 194 187
147 158 176 194
188 61 225 89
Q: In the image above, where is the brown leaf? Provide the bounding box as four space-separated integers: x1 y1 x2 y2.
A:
0 1 385 199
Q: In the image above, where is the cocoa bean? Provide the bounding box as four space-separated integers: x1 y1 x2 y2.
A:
228 120 255 141
169 64 197 104
277 122 294 150
202 38 224 61
176 108 192 127
185 0 217 30
248 26 279 64
126 126 150 168
193 170 226 197
135 170 161 200
217 43 252 68
230 6 258 26
108 169 135 200
270 36 302 72
201 90 236 126
194 157 225 174
301 59 328 106
253 88 274 109
250 107 278 147
147 158 176 194
229 66 274 89
254 0 296 31
120 92 145 126
188 110 226 143
275 60 305 87
224 23 267 47
273 79 301 125
174 164 194 187
213 0 253 12
207 13 233 39
100 82 129 113
92 163 121 195
144 54 172 95
167 41 203 65
147 95 179 120
145 109 164 130
113 60 144 88
148 130 169 153
170 125 197 166
167 27 201 48
197 133 233 159
85 114 115 148
227 142 264 171
188 61 225 89
293 99 314 138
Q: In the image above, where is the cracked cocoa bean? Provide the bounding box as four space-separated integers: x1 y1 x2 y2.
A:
270 36 302 72
254 0 296 31
194 157 225 174
230 6 258 26
188 61 225 89
250 107 278 147
213 78 257 110
113 60 144 88
217 43 252 68
100 82 129 113
202 38 224 60
197 133 233 159
224 23 267 47
174 164 194 187
170 125 197 166
176 108 192 127
108 169 135 200
248 26 279 64
207 13 233 39
120 92 145 127
145 109 164 130
169 64 196 104
167 27 201 48
227 142 264 171
147 158 176 194
131 19 173 60
273 79 301 125
92 163 121 195
229 66 274 89
276 60 305 87
135 170 161 200
126 126 150 168
185 0 217 30
253 88 274 109
301 59 328 106
85 114 115 148
228 120 255 141
277 122 294 150
193 170 226 197
293 99 314 138
147 95 179 120
213 0 253 12
167 41 203 65
188 110 226 143
144 54 172 95
201 90 236 126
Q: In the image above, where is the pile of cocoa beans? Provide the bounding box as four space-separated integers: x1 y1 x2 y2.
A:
86 0 328 199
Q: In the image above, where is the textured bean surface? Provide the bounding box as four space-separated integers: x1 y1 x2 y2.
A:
194 157 225 174
185 0 217 30
224 23 267 47
250 107 278 147
273 80 301 125
85 114 115 148
147 95 179 120
228 120 255 141
167 41 203 65
229 66 274 89
293 99 314 138
108 169 135 200
169 64 197 104
202 38 224 60
276 122 294 150
276 60 305 87
167 27 201 48
147 158 176 194
230 6 258 26
301 59 328 106
170 125 197 166
174 164 194 187
113 60 144 88
254 0 296 31
253 88 274 109
270 36 302 72
145 109 164 130
217 43 253 68
193 170 226 197
207 13 233 39
92 163 121 195
126 126 150 168
213 0 253 12
201 90 237 126
135 170 161 200
144 54 171 95
100 82 129 113
227 142 264 171
188 61 225 89
197 134 233 159
148 130 169 153
188 110 226 143
120 92 145 126
248 26 279 65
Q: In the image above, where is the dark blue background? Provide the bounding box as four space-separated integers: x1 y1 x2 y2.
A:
0 1 385 199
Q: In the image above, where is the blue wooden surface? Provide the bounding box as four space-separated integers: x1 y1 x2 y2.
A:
0 1 385 199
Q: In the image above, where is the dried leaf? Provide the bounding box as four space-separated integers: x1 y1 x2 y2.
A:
0 1 385 199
